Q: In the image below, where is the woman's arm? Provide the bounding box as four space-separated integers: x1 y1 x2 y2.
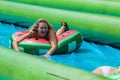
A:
12 32 31 51
43 30 58 58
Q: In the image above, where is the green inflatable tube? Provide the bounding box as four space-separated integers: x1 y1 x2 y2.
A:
0 1 120 48
7 0 120 16
0 46 111 80
10 30 82 54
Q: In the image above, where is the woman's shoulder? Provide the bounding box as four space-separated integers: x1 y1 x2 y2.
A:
49 28 56 33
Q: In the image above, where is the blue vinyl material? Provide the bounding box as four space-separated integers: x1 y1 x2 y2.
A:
0 22 120 72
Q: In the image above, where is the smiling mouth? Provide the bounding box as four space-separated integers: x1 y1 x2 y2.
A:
41 31 46 34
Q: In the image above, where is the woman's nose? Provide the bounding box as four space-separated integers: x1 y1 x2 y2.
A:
43 29 46 31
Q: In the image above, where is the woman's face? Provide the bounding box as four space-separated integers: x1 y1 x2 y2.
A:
38 22 48 37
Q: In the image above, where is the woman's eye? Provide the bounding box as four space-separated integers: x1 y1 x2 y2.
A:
39 26 48 29
40 27 43 29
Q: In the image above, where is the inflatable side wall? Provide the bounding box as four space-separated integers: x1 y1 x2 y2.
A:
7 0 120 16
0 1 120 48
0 46 110 80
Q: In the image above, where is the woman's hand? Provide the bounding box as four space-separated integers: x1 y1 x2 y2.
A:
42 54 51 58
12 32 31 51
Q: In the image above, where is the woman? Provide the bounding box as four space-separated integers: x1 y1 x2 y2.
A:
12 19 69 58
92 66 120 77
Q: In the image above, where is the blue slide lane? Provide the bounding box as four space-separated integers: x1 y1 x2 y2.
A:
0 22 120 72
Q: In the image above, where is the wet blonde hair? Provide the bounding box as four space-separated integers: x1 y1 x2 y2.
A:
29 19 55 40
29 19 54 33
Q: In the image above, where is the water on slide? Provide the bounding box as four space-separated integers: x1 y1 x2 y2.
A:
0 22 120 73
